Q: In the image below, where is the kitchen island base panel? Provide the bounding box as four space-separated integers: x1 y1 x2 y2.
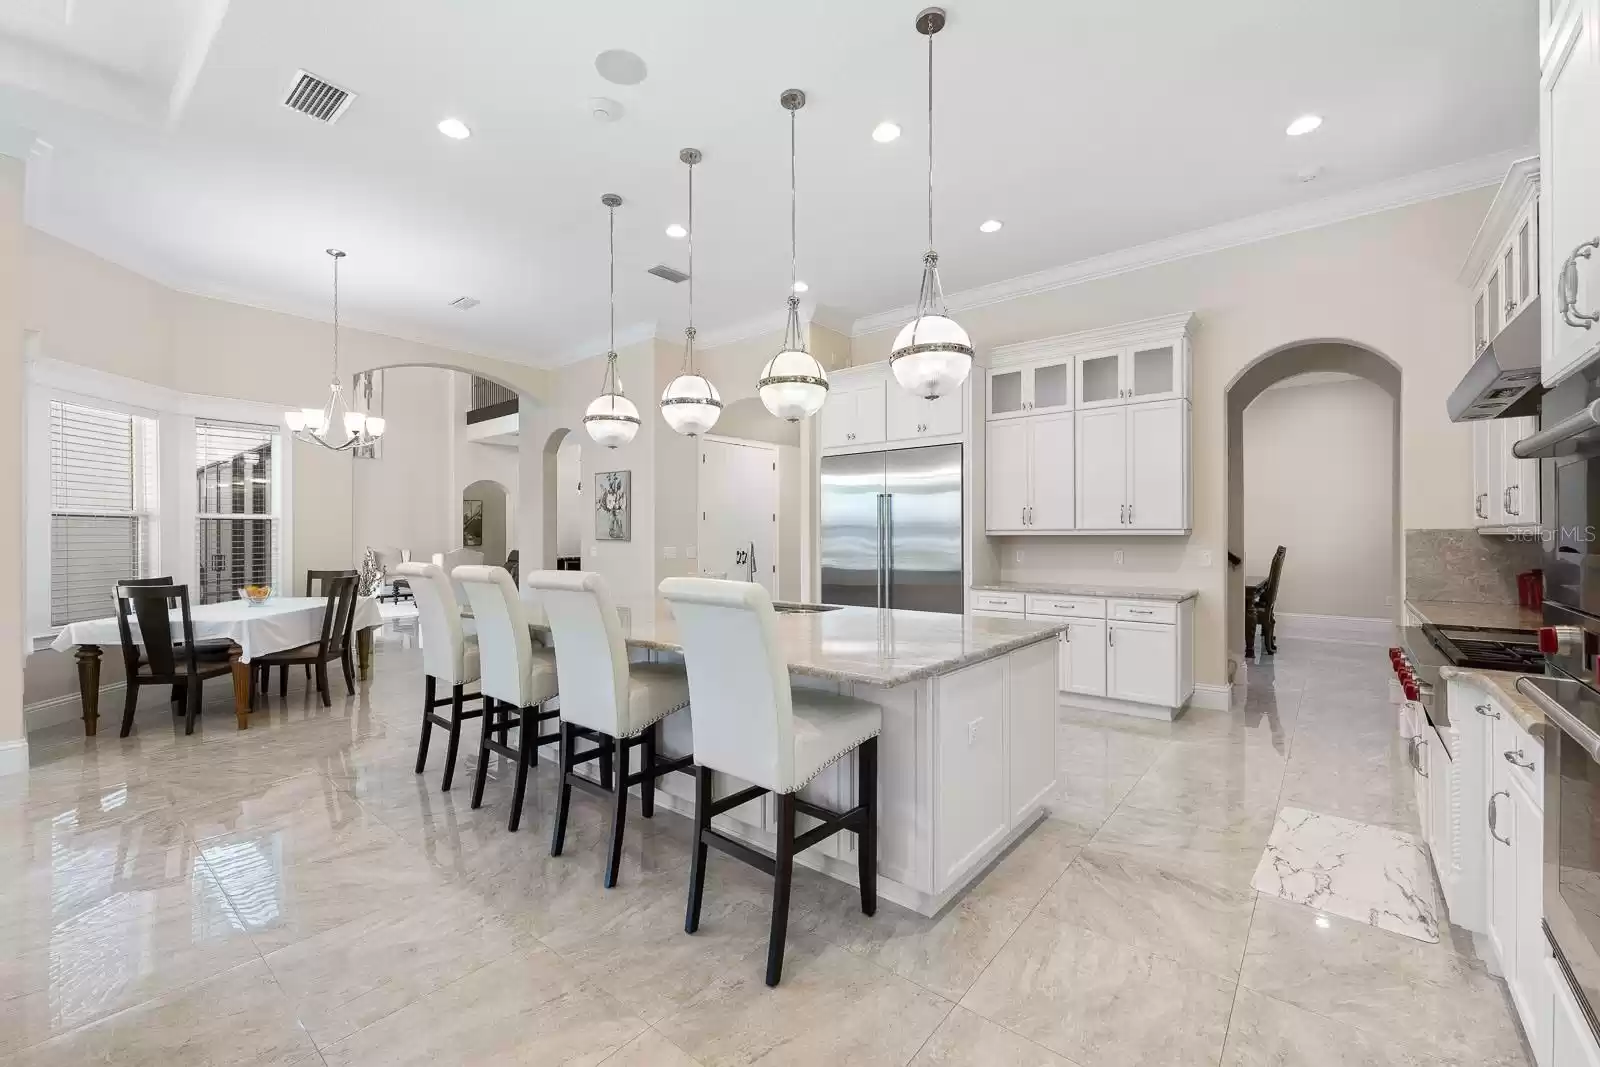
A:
575 637 1061 918
1058 690 1189 722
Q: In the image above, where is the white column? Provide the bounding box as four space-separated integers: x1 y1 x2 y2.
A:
0 146 28 773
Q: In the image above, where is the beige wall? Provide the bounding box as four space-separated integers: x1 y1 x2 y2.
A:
351 366 458 566
856 187 1491 686
1243 377 1396 618
1 155 25 763
554 439 583 557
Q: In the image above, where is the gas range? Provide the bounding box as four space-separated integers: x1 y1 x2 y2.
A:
1421 624 1545 673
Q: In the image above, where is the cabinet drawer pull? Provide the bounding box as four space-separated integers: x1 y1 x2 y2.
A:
1489 789 1510 845
1475 703 1499 719
1504 749 1534 771
1107 626 1114 647
1128 608 1153 615
1560 238 1600 330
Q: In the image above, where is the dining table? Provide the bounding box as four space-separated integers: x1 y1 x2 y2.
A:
51 595 385 735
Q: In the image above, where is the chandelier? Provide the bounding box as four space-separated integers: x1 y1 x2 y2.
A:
660 147 723 436
758 89 829 422
584 193 641 448
285 249 387 450
888 7 973 401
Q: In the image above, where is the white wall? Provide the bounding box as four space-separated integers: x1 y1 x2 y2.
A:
853 186 1492 686
351 366 457 562
0 153 25 768
1243 376 1395 619
462 479 509 565
555 438 582 556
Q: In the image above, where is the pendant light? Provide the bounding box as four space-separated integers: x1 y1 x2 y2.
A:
889 7 973 401
584 193 641 448
285 249 388 450
660 147 723 436
758 89 829 422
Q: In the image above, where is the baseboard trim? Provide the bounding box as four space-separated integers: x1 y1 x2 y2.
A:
0 738 29 776
1189 683 1234 711
1271 612 1396 646
25 683 123 734
1059 691 1182 722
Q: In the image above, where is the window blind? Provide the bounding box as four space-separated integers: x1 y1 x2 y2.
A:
49 401 160 626
195 419 280 604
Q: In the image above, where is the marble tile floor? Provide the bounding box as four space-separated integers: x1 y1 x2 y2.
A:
1 629 1532 1066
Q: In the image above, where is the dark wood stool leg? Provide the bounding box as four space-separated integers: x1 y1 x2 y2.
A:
280 664 289 697
598 742 613 792
766 792 797 987
640 722 657 819
603 734 629 889
471 698 494 809
508 703 532 833
551 723 574 856
441 684 466 791
685 765 712 934
1244 602 1257 659
415 676 436 773
858 737 878 916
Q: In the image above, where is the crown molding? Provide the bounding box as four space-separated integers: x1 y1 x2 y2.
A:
546 321 662 367
851 149 1524 337
990 311 1195 366
1458 155 1539 286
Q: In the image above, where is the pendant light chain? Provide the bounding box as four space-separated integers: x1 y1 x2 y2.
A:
784 97 806 353
684 154 697 373
605 196 618 396
330 251 341 385
926 27 935 255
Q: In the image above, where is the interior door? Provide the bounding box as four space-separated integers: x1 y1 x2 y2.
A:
886 444 963 614
697 438 778 595
1126 400 1186 530
1106 621 1176 705
986 421 1030 533
1027 414 1075 530
819 451 886 607
1075 407 1127 529
1061 619 1107 696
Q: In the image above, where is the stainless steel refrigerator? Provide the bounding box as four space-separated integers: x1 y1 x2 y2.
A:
820 444 963 614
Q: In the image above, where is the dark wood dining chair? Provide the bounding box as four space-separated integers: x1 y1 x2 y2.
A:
1246 545 1288 657
251 574 360 708
265 569 360 696
115 582 233 737
115 576 232 706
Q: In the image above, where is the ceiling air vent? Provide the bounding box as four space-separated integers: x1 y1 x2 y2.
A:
283 70 355 123
647 263 689 284
448 296 480 311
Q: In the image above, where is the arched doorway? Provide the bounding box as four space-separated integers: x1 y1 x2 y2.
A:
1225 341 1402 673
461 478 510 565
540 427 580 570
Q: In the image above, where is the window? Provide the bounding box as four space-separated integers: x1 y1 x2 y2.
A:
48 401 160 625
195 419 281 604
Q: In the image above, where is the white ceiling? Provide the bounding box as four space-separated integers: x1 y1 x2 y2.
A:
0 0 1538 365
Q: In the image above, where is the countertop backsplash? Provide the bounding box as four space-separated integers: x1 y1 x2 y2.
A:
1405 528 1542 605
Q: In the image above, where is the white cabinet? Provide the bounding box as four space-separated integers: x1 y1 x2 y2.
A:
1074 342 1188 409
820 377 886 449
1074 400 1192 533
1551 958 1600 1067
887 382 964 440
986 355 1073 421
1473 416 1541 530
984 413 1074 533
1543 0 1600 386
1059 620 1107 697
1007 640 1060 826
1107 621 1178 706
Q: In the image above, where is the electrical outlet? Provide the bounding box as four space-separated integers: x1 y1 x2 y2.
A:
589 546 598 557
685 546 697 560
662 546 677 560
1199 550 1213 567
967 718 982 745
1385 595 1395 607
1113 549 1124 565
1014 549 1024 563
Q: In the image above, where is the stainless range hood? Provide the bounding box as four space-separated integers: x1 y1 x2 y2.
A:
1446 295 1543 422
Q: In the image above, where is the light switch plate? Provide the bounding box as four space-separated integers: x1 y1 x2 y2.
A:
589 546 598 557
1199 550 1212 567
662 546 677 559
685 546 697 560
1113 550 1124 565
1014 549 1024 563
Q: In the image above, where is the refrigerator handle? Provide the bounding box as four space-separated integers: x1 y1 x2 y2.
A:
876 493 888 608
885 493 895 610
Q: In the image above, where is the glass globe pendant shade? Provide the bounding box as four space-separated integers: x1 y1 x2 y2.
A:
759 348 829 422
660 373 722 436
365 416 386 437
890 313 973 400
285 409 307 432
584 390 640 448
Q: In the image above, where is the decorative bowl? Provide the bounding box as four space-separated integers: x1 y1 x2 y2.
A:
240 585 272 606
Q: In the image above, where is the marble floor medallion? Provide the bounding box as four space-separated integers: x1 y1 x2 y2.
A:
1250 806 1440 942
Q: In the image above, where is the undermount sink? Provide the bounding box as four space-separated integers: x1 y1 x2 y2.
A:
773 602 843 614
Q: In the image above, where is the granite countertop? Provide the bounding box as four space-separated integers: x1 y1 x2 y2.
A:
1404 599 1543 631
972 581 1198 603
524 601 1067 688
1437 665 1546 740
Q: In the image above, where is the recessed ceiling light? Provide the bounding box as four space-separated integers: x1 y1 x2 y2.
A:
437 117 471 139
979 219 1003 233
792 280 809 293
665 223 687 239
872 121 901 143
1285 114 1322 137
595 49 648 86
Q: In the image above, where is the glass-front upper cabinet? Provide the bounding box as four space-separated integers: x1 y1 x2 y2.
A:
1129 343 1181 401
1075 350 1124 409
1075 343 1187 409
986 354 1073 420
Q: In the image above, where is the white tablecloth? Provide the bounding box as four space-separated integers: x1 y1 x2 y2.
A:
51 596 384 663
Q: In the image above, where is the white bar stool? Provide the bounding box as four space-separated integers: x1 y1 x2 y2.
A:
659 577 882 987
455 565 560 832
395 561 483 792
530 570 695 888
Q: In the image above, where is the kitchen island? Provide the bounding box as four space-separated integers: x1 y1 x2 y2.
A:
526 601 1068 916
